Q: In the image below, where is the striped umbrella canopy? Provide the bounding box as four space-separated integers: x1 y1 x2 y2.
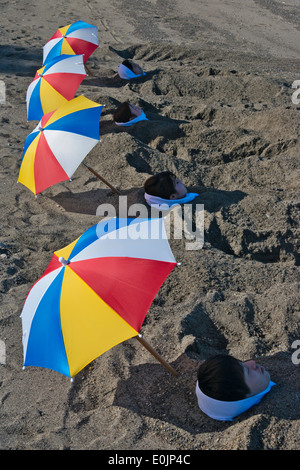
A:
21 217 177 378
43 21 99 65
26 54 87 121
18 95 103 195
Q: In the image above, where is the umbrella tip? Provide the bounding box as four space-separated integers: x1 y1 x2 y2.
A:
59 256 69 267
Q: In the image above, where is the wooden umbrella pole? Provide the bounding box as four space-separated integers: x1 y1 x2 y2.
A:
135 334 179 377
82 162 121 195
84 64 94 76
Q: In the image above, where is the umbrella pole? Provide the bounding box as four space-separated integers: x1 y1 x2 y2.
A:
84 64 94 76
135 334 179 377
82 162 121 195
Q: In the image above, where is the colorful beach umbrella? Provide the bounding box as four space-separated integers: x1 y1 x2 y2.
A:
21 217 177 378
18 95 103 195
26 54 87 121
43 21 99 65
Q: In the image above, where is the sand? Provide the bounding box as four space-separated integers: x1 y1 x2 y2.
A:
0 0 299 452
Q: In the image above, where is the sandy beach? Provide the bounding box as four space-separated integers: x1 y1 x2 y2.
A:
0 0 299 451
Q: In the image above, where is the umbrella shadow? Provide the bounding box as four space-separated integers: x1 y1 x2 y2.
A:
0 44 42 76
82 74 126 89
101 111 187 142
50 187 149 217
100 119 119 136
181 302 228 359
120 99 188 145
82 69 158 89
99 116 183 140
112 353 232 435
50 186 193 221
50 188 119 216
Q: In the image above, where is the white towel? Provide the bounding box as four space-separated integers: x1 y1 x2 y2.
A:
118 63 146 80
115 111 149 127
144 192 199 208
195 380 276 421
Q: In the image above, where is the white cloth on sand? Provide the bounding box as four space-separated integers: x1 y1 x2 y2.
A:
144 192 199 208
195 380 276 421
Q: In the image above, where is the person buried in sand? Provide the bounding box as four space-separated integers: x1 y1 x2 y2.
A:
143 171 199 208
121 59 144 76
144 171 188 201
113 101 148 126
118 59 145 80
196 354 275 421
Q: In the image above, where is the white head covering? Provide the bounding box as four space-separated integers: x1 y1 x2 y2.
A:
144 192 199 208
196 380 276 421
118 63 146 80
115 111 149 127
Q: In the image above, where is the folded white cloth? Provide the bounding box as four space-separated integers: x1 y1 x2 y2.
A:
144 192 199 208
115 111 149 127
195 380 276 421
118 63 146 80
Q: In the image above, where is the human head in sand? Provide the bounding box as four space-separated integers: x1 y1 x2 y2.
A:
197 354 271 401
144 171 187 200
113 101 143 124
196 354 274 421
122 59 143 76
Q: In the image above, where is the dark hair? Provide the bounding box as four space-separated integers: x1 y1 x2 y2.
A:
122 59 134 72
113 102 132 123
144 171 176 199
197 354 250 401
